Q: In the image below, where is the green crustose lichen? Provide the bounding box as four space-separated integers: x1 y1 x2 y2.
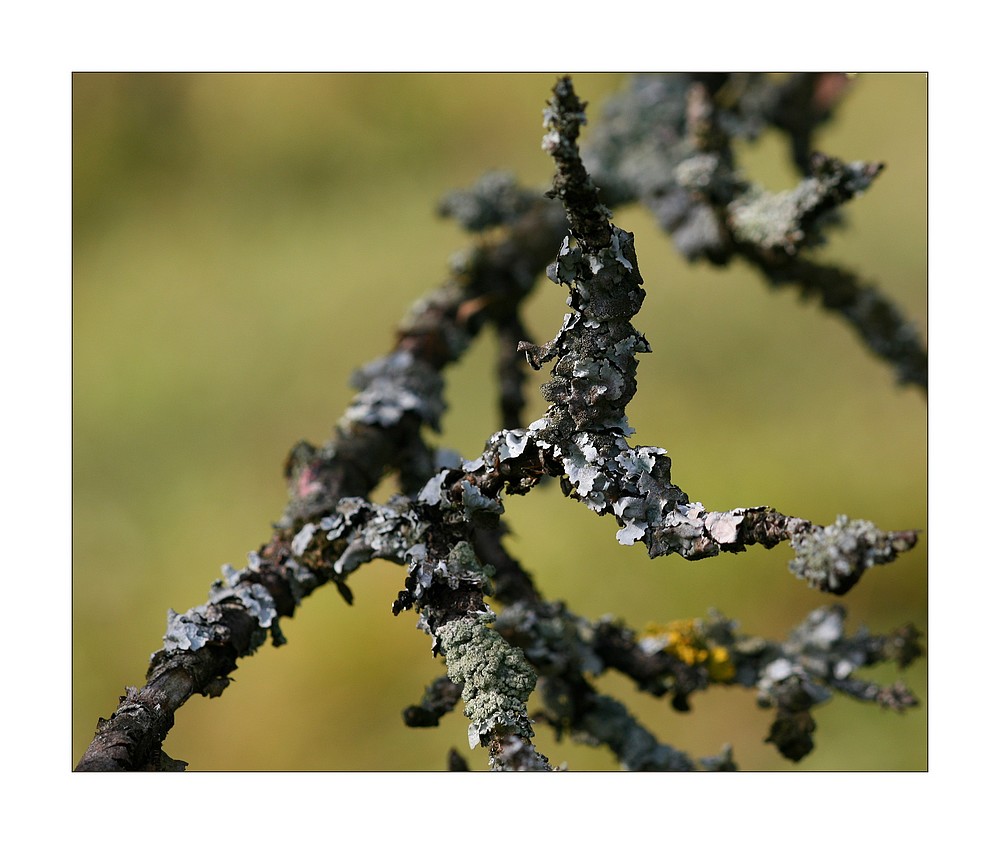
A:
436 616 537 748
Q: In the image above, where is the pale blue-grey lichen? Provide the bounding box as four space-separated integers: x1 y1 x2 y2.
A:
582 73 694 209
162 561 279 655
782 604 864 683
416 469 507 527
436 615 537 750
756 654 832 710
460 479 504 524
416 468 451 507
545 429 714 557
290 522 317 558
343 350 445 431
586 74 887 263
749 604 920 732
162 607 221 652
522 229 648 437
498 428 530 461
724 155 883 256
788 515 912 594
212 568 278 630
582 74 733 262
340 498 420 573
495 602 603 677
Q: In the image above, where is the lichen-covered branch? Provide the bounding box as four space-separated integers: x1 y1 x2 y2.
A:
416 78 919 590
77 73 923 773
77 162 568 775
585 72 927 390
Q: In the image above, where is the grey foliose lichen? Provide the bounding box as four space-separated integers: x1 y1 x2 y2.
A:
162 559 280 655
460 479 504 525
512 218 763 559
212 568 277 628
494 602 603 677
291 495 420 578
756 654 833 711
438 171 537 232
583 73 694 210
584 74 735 262
343 350 445 431
781 604 867 683
788 515 913 594
727 154 883 255
416 466 507 530
163 606 224 652
522 229 648 433
436 615 537 750
553 432 690 548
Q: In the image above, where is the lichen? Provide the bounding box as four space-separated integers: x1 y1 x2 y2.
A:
433 541 495 594
460 479 504 524
163 561 280 655
639 619 735 682
437 171 536 232
728 154 884 255
495 602 603 677
343 350 445 431
788 515 914 594
162 607 219 652
436 616 537 749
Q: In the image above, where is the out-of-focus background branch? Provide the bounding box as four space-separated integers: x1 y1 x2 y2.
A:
73 73 926 770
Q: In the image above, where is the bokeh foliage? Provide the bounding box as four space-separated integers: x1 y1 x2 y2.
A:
73 73 926 771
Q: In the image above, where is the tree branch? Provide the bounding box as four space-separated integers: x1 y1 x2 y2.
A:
77 73 922 773
585 72 926 390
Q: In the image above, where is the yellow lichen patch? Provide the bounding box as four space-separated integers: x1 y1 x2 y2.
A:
640 620 735 683
707 646 736 682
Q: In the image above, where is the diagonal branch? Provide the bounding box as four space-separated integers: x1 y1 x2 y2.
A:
76 170 569 775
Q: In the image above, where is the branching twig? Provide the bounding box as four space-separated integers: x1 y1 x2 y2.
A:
585 72 927 390
77 74 923 773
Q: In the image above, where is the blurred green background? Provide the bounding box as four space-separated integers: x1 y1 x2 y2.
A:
73 73 927 771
